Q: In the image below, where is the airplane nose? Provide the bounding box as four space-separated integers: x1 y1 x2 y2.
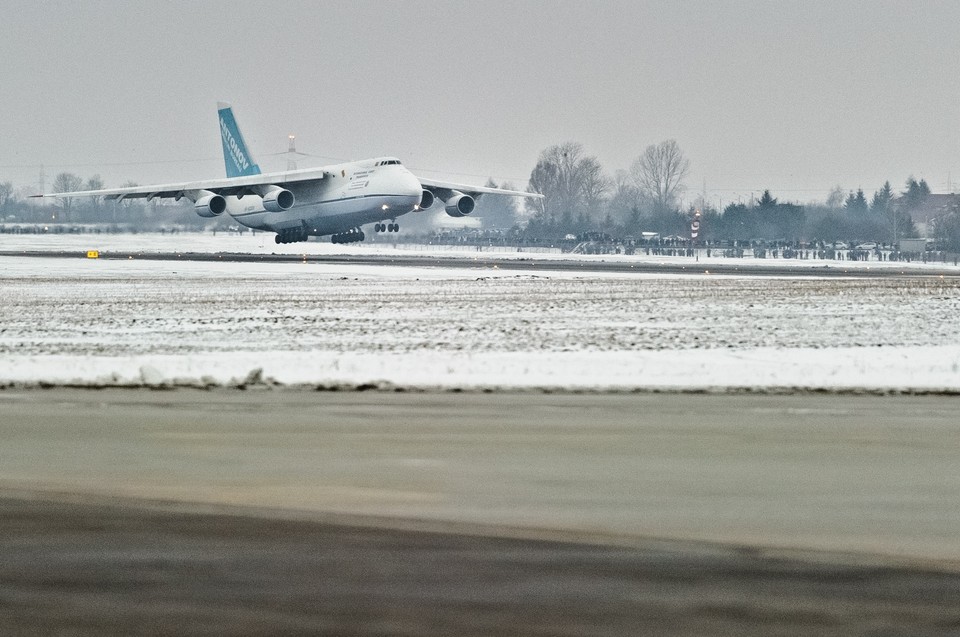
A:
403 172 423 198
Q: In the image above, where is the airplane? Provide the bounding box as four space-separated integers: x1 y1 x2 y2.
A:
36 103 542 244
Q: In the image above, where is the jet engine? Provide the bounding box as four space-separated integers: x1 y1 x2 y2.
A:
261 187 295 212
194 193 227 218
419 189 435 210
444 192 475 218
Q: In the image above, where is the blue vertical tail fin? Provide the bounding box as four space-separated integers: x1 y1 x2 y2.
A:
217 102 261 178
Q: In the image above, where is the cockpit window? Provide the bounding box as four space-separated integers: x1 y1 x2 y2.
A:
378 160 401 166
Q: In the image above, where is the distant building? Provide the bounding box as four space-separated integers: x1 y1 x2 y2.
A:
899 193 960 236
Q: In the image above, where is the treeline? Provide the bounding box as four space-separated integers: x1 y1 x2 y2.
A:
0 173 210 229
514 140 940 245
3 154 960 250
704 184 918 244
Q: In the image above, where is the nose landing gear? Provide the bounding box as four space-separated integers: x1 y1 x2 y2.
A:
375 223 400 233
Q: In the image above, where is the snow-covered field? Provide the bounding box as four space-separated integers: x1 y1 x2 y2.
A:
2 240 960 391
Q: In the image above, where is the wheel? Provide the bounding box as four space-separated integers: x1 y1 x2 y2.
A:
274 235 281 244
359 231 365 241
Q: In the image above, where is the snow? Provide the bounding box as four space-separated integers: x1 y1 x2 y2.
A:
1 238 960 392
2 347 960 392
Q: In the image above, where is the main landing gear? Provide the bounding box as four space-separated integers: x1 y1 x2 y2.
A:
375 223 399 233
274 228 309 244
331 228 365 244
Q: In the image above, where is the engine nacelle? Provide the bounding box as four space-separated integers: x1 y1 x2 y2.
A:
419 189 435 210
195 194 227 218
444 192 475 218
261 187 295 212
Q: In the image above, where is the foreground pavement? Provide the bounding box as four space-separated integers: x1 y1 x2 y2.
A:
2 494 959 636
1 389 959 634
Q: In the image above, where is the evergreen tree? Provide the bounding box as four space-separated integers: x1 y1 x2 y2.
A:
870 181 893 214
903 177 930 210
845 188 868 215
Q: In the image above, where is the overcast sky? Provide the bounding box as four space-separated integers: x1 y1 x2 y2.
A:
2 0 959 203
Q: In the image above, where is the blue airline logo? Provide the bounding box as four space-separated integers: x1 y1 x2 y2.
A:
218 106 260 178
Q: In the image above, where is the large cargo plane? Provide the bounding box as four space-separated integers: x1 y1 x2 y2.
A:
37 103 542 244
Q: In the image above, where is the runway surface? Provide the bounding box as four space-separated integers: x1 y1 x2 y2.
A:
3 389 960 635
4 494 959 637
4 247 960 277
2 389 960 635
3 389 960 562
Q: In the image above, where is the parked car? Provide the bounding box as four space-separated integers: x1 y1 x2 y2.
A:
855 242 877 250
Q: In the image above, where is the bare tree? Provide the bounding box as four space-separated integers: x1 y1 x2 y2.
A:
606 169 644 229
51 172 83 222
85 175 104 190
580 156 610 213
527 141 609 231
84 174 105 220
630 140 690 213
826 185 845 209
0 181 13 209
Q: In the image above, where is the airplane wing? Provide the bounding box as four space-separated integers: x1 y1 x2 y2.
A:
418 177 542 200
32 167 330 202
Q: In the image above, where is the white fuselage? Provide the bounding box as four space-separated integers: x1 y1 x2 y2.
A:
225 157 423 235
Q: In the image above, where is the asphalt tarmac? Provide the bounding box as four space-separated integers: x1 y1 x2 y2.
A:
1 389 959 635
3 248 960 277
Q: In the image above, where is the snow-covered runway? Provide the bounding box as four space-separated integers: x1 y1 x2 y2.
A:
2 243 960 391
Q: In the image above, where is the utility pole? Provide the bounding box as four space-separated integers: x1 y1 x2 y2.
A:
287 135 297 171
